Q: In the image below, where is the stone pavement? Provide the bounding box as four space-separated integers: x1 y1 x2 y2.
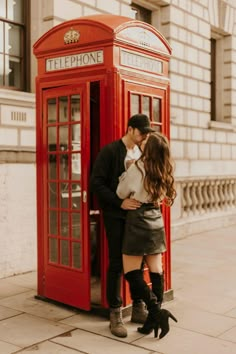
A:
1 224 236 354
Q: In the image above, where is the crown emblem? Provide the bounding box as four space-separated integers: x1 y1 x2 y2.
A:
64 28 80 44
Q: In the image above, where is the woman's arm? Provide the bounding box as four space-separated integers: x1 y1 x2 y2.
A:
116 164 137 199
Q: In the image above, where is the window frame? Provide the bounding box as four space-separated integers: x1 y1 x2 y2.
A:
210 30 231 124
0 0 30 91
131 2 152 24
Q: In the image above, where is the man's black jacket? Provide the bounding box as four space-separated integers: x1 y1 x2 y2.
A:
90 139 127 218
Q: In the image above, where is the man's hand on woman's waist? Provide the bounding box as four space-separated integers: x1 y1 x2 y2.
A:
120 198 141 210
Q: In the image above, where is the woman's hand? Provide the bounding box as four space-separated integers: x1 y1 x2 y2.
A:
125 159 135 169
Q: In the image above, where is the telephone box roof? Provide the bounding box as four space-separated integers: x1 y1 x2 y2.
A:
33 14 171 57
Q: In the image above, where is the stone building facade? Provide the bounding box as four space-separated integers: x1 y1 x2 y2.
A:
0 0 236 277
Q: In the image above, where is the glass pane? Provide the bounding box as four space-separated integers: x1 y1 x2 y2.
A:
131 94 140 115
71 152 81 180
59 96 68 122
60 153 68 180
7 0 23 22
153 98 161 122
5 55 21 88
48 154 57 180
72 124 80 144
142 96 150 117
71 95 80 121
49 210 57 235
47 98 57 123
0 22 3 52
48 126 57 150
60 182 69 208
0 54 3 85
71 183 81 209
59 126 68 151
49 182 57 208
61 240 69 266
72 242 81 269
72 213 80 239
60 211 69 237
5 24 21 56
0 1 6 17
49 238 58 263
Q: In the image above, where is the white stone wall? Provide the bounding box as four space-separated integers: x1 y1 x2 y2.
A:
0 164 37 277
0 89 36 278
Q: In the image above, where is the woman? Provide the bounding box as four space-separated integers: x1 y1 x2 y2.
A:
116 131 177 339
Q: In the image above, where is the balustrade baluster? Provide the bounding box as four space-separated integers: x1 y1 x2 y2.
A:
233 180 236 206
196 181 204 214
229 179 234 207
181 182 187 217
202 181 209 211
190 181 198 215
221 181 227 209
213 180 220 210
185 182 192 216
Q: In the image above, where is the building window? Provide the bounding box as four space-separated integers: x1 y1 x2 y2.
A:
0 0 29 91
210 32 230 123
131 2 151 24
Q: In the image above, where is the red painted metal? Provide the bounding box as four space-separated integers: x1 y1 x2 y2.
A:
33 14 172 311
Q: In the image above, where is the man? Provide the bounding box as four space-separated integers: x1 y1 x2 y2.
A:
90 114 154 338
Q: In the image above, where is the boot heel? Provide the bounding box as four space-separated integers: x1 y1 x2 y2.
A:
169 311 178 323
159 309 178 339
154 325 159 338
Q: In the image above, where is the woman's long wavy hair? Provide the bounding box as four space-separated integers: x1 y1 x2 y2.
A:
136 132 176 206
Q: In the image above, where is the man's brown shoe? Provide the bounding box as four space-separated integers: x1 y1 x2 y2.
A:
131 301 148 324
110 308 128 338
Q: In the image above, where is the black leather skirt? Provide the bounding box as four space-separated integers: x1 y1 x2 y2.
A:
122 204 166 256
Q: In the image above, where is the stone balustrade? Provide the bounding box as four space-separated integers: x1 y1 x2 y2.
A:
178 177 236 217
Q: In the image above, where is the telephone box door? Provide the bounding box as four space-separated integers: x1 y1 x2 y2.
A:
39 84 91 310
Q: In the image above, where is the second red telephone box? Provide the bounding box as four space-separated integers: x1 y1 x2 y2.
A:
33 14 172 311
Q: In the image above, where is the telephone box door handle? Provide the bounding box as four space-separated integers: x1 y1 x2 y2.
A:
82 190 87 203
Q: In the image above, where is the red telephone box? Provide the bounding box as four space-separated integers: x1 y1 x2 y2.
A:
33 14 172 312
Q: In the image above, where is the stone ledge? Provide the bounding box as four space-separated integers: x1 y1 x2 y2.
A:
0 150 36 163
172 210 236 241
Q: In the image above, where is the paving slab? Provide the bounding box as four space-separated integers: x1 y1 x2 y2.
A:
0 340 20 354
0 313 75 348
5 272 37 290
0 304 22 320
52 328 160 354
219 325 236 343
0 290 77 321
162 300 236 337
15 341 84 353
134 326 236 354
172 287 236 315
0 278 30 299
225 307 236 318
60 312 145 343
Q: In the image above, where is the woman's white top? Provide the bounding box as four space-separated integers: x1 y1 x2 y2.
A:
116 160 151 203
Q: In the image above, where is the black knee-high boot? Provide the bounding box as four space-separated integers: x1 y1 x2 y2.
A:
149 272 164 305
125 270 177 338
125 269 160 337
